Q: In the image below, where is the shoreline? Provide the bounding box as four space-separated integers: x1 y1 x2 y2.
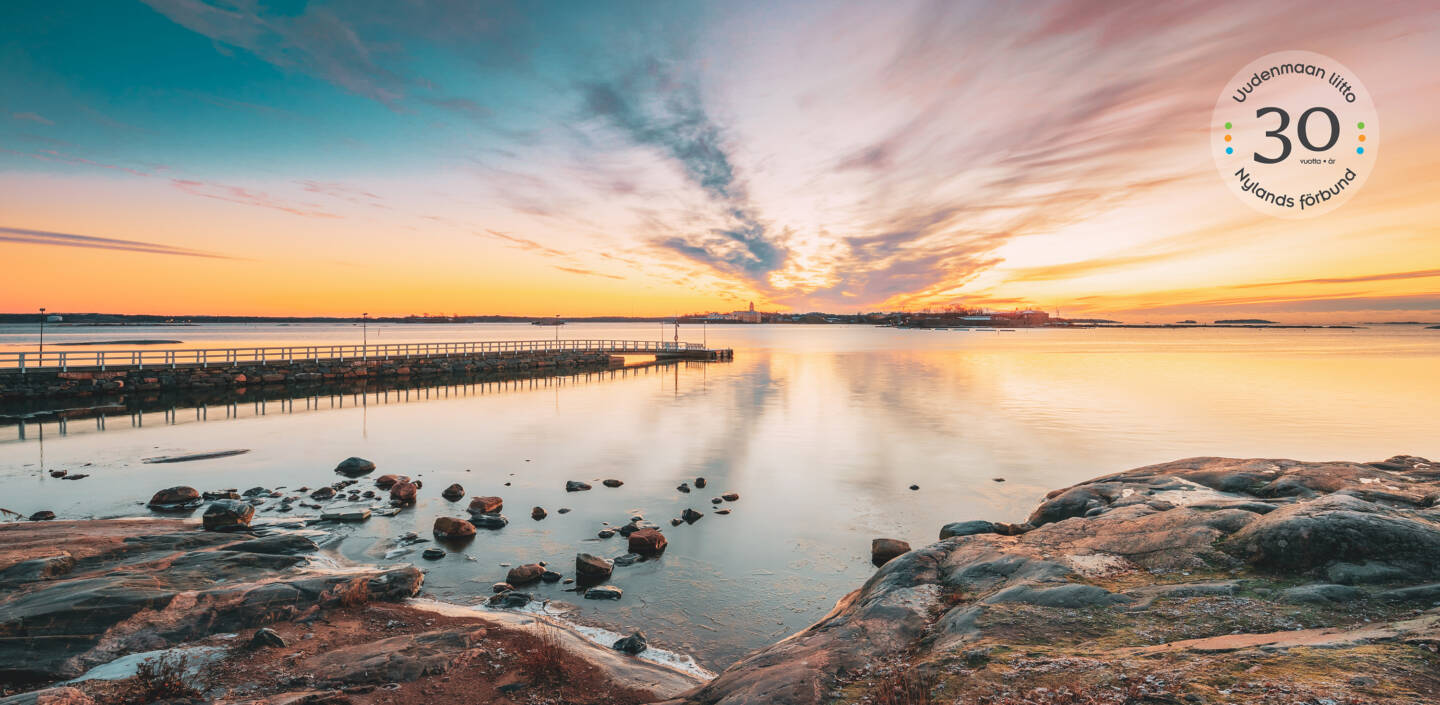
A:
3 454 1438 704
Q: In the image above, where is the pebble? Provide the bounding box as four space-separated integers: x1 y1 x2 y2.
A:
422 548 446 560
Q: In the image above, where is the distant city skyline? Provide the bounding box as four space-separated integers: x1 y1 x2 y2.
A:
2 1 1438 322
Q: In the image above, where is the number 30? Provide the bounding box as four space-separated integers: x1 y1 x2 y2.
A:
1253 107 1340 164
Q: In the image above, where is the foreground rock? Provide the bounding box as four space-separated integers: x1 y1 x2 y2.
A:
869 537 909 566
201 499 255 531
146 485 201 511
0 519 422 685
670 455 1440 705
333 456 376 477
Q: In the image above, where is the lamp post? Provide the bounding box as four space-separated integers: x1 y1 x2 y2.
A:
38 307 46 363
554 314 559 344
361 312 368 368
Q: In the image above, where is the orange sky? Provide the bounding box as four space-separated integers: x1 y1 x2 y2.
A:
2 1 1438 322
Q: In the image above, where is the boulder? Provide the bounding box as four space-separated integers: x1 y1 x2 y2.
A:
147 485 201 511
940 520 997 540
229 534 319 555
628 528 668 555
468 496 503 514
250 627 287 648
422 547 446 560
492 582 514 593
310 486 337 500
432 517 476 539
441 484 465 501
722 492 740 501
871 538 911 567
28 511 55 522
541 570 562 583
576 553 613 581
506 563 545 585
584 585 623 600
489 591 531 608
613 631 648 654
375 474 408 489
677 482 691 493
202 499 255 531
390 480 418 505
597 529 615 538
566 480 593 492
1226 494 1440 574
334 457 376 476
603 479 624 487
470 514 508 529
531 506 547 520
695 477 707 488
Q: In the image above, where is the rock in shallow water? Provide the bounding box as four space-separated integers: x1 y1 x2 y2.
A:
334 456 377 476
870 538 911 567
441 483 465 501
28 511 55 522
566 480 592 492
202 499 255 531
628 528 668 556
584 585 623 600
147 485 201 511
603 478 624 487
470 514 508 530
433 516 476 539
939 520 997 540
468 496 503 514
506 563 545 585
422 547 446 560
613 631 648 654
576 553 613 580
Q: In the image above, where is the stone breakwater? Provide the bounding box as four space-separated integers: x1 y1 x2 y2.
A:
0 351 620 401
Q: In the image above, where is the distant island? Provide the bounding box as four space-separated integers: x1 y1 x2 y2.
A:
1214 318 1276 324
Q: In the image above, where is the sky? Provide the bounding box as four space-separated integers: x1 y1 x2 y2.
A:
1 0 1438 321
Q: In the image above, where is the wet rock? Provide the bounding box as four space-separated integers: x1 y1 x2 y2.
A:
597 529 615 539
1227 494 1440 574
432 517 476 539
251 627 287 649
229 534 319 555
321 507 372 523
27 511 55 522
715 509 731 515
470 514 508 530
566 480 593 492
909 485 919 491
468 496 503 514
61 474 88 481
310 486 337 501
374 474 408 489
202 499 255 531
48 470 66 478
628 528 668 556
722 492 740 502
870 538 911 567
670 518 684 526
441 484 465 501
677 482 691 493
710 497 723 504
940 520 997 540
243 486 269 497
584 585 623 600
613 553 642 567
203 489 241 501
540 570 562 583
334 456 377 477
576 553 613 581
492 582 514 593
617 520 658 537
694 477 707 488
603 479 624 488
557 507 571 514
422 547 446 560
489 591 531 608
506 564 545 585
531 506 547 520
147 485 201 511
389 481 418 505
613 631 648 654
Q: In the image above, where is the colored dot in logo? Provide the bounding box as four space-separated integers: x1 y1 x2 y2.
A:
1357 147 1365 155
1224 134 1231 142
1225 147 1233 155
1357 121 1365 129
1224 122 1232 129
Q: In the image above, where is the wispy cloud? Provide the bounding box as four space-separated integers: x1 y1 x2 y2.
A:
0 226 236 259
582 61 787 280
553 265 624 280
170 179 340 219
11 112 53 125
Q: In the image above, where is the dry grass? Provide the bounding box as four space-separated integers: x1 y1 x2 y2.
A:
113 655 205 704
517 624 569 683
870 668 938 705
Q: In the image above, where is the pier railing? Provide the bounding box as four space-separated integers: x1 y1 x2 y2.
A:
0 339 712 373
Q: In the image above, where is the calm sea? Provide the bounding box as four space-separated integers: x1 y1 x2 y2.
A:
1 322 1436 668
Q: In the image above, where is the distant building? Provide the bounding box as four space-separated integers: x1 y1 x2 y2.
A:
732 302 762 324
45 315 62 323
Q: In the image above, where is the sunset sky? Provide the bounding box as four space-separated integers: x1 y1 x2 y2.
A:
2 0 1438 321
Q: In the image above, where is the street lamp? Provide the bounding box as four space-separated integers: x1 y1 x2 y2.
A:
38 307 46 362
361 313 369 367
554 314 559 343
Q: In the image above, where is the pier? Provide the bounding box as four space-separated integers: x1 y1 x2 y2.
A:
0 339 733 400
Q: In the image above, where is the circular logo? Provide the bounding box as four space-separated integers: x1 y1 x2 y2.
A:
1212 50 1377 218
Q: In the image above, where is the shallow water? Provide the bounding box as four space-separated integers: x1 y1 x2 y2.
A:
1 322 1437 668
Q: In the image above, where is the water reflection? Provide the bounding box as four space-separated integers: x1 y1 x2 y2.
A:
0 324 1436 668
